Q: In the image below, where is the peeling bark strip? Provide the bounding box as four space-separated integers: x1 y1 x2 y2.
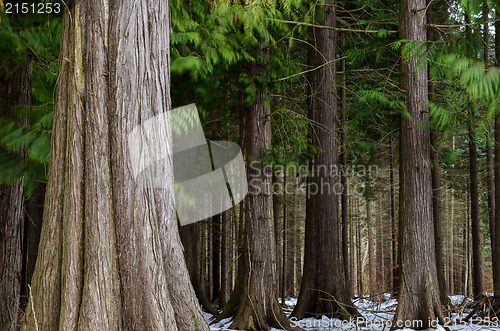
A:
0 62 32 331
393 0 445 328
21 1 209 330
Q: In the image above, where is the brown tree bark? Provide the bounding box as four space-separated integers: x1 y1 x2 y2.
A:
483 5 495 273
367 201 376 296
272 171 283 299
468 122 484 298
286 177 296 298
463 10 484 299
356 205 363 297
493 8 500 300
394 0 445 327
339 30 351 297
0 61 31 331
212 214 221 303
376 199 385 294
430 129 448 303
220 210 232 307
291 0 357 320
389 136 398 295
427 2 448 304
21 2 209 330
218 44 291 330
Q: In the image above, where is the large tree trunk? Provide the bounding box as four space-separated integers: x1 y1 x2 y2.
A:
0 61 32 331
21 2 209 330
394 0 445 327
218 45 291 330
291 0 357 320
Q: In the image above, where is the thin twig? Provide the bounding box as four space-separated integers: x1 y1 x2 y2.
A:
28 285 39 331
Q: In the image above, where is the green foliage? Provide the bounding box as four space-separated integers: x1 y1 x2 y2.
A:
0 9 61 196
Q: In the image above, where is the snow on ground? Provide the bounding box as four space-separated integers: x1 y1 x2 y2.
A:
206 295 500 330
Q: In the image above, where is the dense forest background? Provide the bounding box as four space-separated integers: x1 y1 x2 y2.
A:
1 0 500 330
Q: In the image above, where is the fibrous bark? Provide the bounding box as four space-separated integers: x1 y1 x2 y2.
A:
292 0 357 320
21 1 209 330
393 0 445 327
218 44 291 330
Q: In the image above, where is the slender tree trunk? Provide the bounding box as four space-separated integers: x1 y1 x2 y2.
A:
220 210 232 308
493 8 500 300
212 214 221 303
293 192 302 291
339 30 351 297
468 122 484 298
292 0 357 320
0 61 31 331
484 5 496 278
356 207 363 297
394 0 445 326
349 194 356 295
286 175 296 298
21 2 209 330
272 172 282 299
430 130 447 303
389 136 398 295
376 199 385 294
282 171 288 302
367 201 376 296
428 3 447 304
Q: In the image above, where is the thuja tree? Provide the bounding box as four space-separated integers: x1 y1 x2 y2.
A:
393 0 446 327
21 1 208 330
292 0 358 320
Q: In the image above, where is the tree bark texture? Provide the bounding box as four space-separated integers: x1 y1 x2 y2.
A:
292 0 357 320
394 0 445 327
0 61 32 331
493 8 500 300
21 2 209 330
218 44 291 330
367 201 376 296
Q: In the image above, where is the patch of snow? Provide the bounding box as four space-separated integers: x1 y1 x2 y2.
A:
208 295 500 330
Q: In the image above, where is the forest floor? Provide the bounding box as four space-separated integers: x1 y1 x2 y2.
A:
207 294 500 330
